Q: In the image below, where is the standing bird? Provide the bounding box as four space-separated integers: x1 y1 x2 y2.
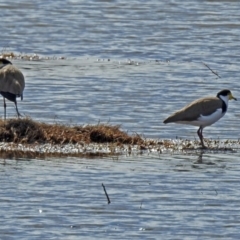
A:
0 58 25 119
163 89 237 148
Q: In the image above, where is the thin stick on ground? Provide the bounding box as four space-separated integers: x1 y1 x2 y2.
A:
102 183 111 204
202 62 221 78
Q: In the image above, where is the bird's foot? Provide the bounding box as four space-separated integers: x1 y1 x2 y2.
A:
199 140 207 149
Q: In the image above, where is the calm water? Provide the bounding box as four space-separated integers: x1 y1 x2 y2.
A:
1 0 240 239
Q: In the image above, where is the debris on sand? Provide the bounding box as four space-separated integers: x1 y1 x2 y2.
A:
0 118 238 159
0 118 144 158
0 118 143 145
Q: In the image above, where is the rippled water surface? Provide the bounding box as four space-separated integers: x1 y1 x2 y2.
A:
1 153 240 239
1 0 240 239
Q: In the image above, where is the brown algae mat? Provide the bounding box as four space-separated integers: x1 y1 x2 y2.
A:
0 118 144 158
0 118 143 145
0 118 238 159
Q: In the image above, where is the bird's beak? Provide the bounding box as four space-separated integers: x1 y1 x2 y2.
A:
230 93 237 101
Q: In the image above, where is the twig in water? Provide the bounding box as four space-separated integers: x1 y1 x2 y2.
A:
202 62 221 78
102 183 111 204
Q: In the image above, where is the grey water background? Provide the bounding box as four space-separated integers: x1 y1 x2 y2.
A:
1 0 240 239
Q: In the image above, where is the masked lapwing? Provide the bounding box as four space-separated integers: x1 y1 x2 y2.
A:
0 58 25 119
163 89 237 148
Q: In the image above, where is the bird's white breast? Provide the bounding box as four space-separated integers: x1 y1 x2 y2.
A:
195 108 225 126
176 108 225 127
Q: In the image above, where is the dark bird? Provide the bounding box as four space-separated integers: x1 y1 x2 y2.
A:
0 58 25 119
163 89 237 148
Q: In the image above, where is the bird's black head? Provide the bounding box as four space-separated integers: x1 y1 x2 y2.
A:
0 58 12 66
217 89 237 101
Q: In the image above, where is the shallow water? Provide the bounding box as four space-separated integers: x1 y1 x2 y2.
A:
1 153 240 239
1 0 240 239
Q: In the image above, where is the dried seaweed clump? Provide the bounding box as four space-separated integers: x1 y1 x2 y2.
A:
87 124 143 144
0 118 45 143
42 123 143 145
0 118 144 145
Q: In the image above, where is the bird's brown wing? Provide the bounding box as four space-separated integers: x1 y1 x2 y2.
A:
163 97 223 123
0 65 25 95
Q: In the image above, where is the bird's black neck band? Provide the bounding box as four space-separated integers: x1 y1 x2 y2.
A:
219 98 227 113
